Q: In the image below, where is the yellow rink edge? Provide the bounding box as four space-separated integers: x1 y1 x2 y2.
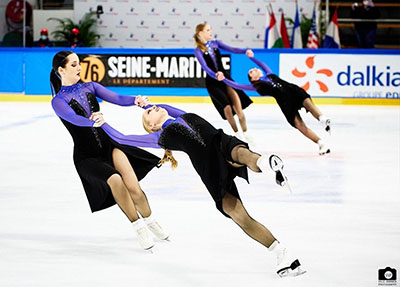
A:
0 93 399 105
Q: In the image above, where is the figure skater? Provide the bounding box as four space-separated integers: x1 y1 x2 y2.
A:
194 23 254 144
99 103 305 277
217 56 332 155
50 51 169 251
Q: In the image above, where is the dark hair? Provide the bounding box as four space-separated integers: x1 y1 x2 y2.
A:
50 50 74 96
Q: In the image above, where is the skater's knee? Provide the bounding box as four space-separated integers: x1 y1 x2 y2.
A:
107 173 123 188
107 174 129 195
224 105 233 117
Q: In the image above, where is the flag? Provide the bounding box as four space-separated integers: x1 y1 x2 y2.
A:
322 8 341 48
291 1 303 48
306 4 319 49
280 12 290 48
264 6 284 48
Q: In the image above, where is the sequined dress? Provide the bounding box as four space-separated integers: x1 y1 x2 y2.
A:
222 57 311 127
102 104 249 216
194 40 252 120
51 82 160 212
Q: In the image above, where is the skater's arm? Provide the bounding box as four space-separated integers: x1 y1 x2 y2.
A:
222 78 256 91
250 57 273 75
194 48 218 79
102 123 161 148
91 82 137 106
215 40 248 54
51 96 95 127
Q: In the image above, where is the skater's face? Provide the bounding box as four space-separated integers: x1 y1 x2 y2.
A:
58 53 81 85
142 105 168 132
248 68 263 82
199 24 212 43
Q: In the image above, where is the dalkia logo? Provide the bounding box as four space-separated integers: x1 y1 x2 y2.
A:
292 56 333 93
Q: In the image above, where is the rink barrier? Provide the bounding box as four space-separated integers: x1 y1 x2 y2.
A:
0 48 399 105
1 93 399 106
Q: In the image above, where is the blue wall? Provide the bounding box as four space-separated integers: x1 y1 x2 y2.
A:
0 47 399 97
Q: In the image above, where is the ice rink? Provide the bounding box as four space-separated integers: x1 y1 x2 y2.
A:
0 100 399 287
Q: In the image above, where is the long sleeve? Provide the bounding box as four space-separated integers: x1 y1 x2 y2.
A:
51 96 94 127
101 123 162 149
222 78 256 91
91 82 136 106
215 40 248 54
250 57 273 75
194 48 217 79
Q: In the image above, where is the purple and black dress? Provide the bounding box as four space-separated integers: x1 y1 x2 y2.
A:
51 82 160 212
222 57 311 127
194 40 252 120
101 104 249 217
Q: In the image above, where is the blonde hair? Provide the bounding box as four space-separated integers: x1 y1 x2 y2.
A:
142 111 178 170
194 23 208 52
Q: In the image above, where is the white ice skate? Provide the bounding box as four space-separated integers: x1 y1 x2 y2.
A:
136 226 155 251
318 140 331 156
146 220 170 241
133 219 155 251
234 131 246 142
319 116 331 135
257 154 291 192
243 131 256 148
276 246 306 278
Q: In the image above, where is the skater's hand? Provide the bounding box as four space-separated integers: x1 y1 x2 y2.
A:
90 112 105 127
245 49 254 58
135 95 149 107
215 71 225 81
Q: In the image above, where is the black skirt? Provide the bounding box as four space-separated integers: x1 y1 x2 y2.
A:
158 113 249 217
255 74 311 127
205 76 253 120
74 139 160 213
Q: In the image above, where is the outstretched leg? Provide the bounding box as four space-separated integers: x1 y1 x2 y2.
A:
302 98 322 120
112 148 169 241
222 193 305 277
222 192 276 247
112 148 152 218
223 105 239 133
230 145 260 172
293 115 320 144
303 98 331 134
107 173 140 222
230 145 289 187
227 86 247 132
293 115 330 155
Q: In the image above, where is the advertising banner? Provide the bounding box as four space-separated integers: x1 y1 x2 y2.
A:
78 53 231 88
279 54 400 98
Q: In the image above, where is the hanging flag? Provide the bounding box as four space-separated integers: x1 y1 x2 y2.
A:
322 8 341 48
306 3 319 49
291 1 303 48
280 12 290 48
264 5 284 48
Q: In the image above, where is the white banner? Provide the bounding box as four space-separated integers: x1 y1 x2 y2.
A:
73 0 316 48
279 54 400 98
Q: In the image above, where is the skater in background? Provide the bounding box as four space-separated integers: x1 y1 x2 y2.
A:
99 102 305 277
194 23 254 144
218 55 331 155
50 51 169 251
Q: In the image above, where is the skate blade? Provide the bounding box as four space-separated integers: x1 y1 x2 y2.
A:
144 246 155 253
278 267 307 278
279 171 292 194
278 267 306 278
281 181 292 194
319 149 331 156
